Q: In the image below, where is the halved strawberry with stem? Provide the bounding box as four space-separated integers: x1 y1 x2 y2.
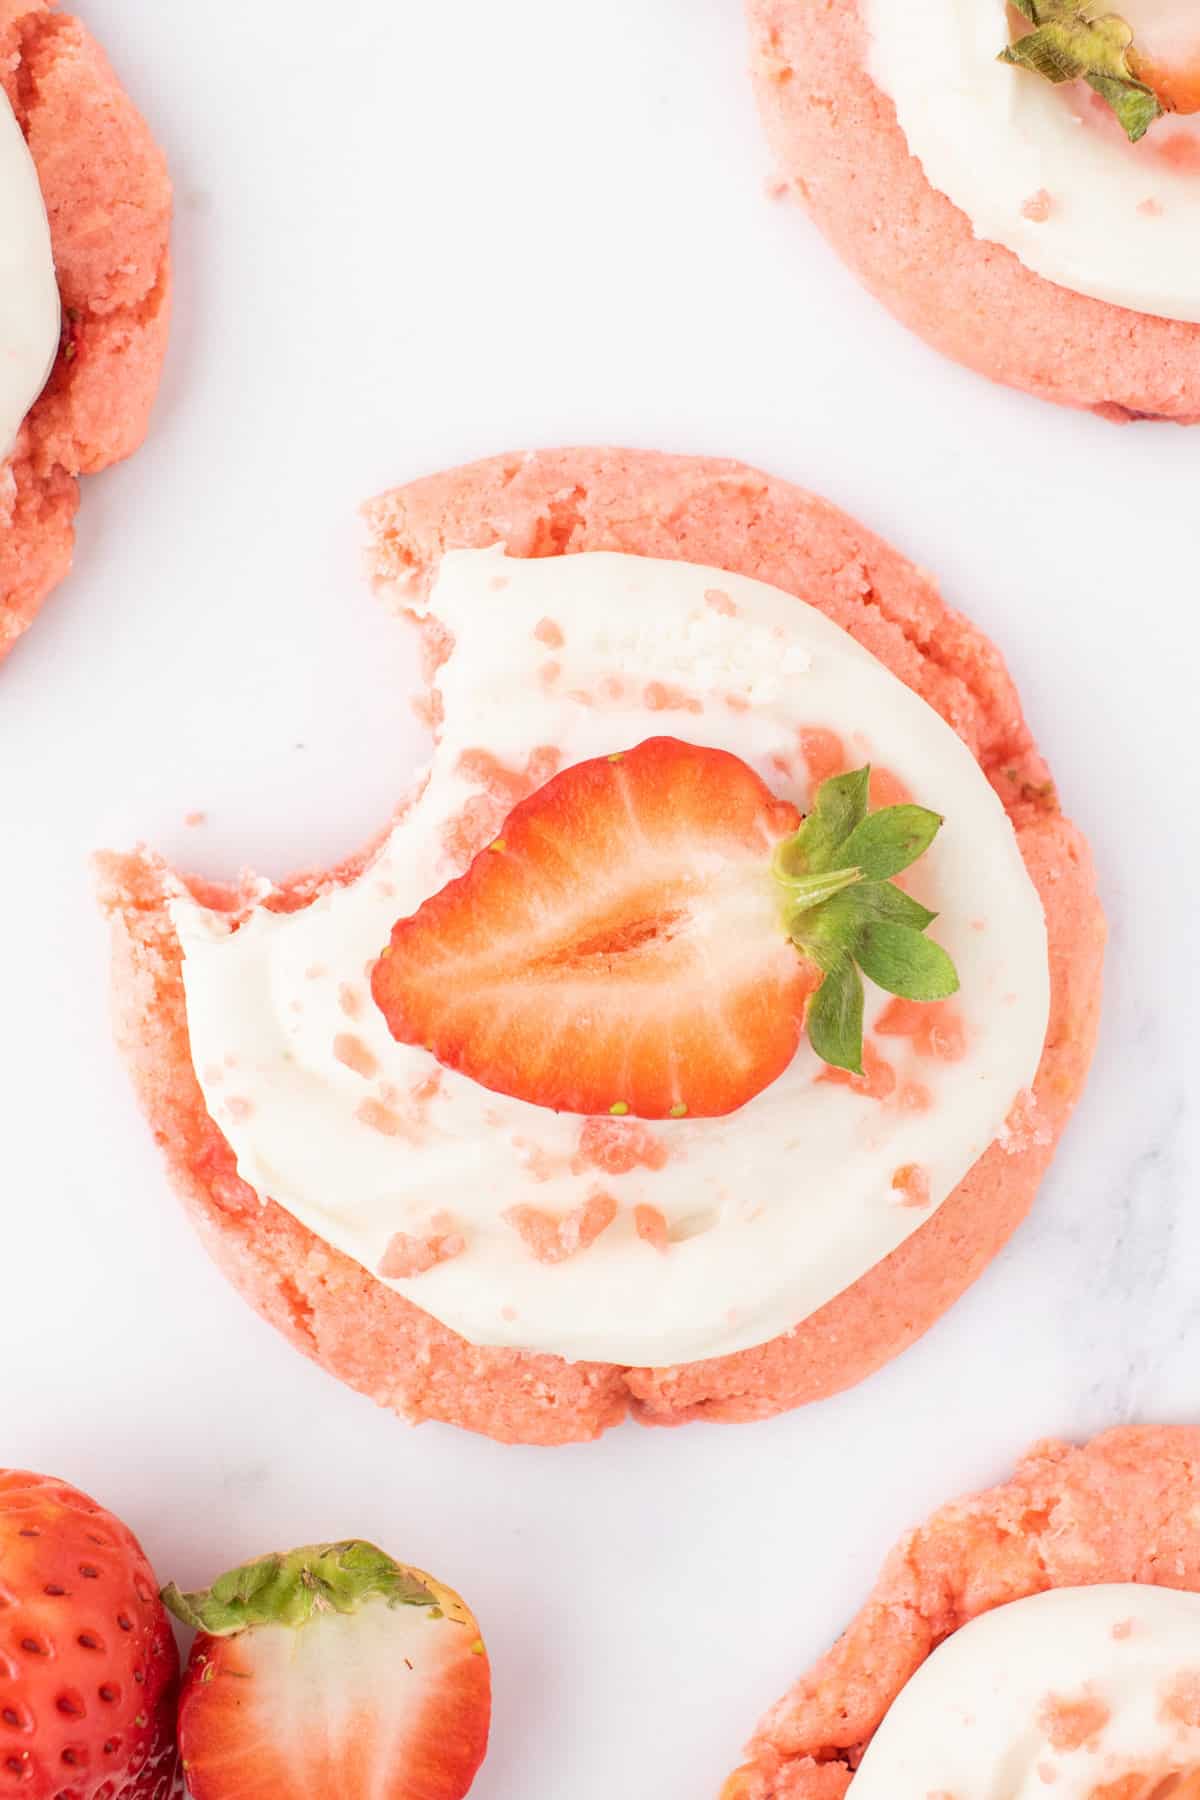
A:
372 737 958 1119
163 1541 490 1800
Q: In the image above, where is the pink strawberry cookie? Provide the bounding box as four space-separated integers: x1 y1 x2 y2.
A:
98 448 1104 1447
746 0 1200 420
0 1 171 662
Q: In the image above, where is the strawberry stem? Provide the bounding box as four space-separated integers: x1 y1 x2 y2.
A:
773 861 864 910
162 1542 437 1636
775 767 959 1075
999 0 1164 141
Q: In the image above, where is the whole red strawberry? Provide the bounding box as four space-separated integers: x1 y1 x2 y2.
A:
165 1540 490 1800
0 1471 179 1800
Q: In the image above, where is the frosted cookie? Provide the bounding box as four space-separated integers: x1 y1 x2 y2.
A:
746 0 1200 420
99 448 1103 1446
0 1 171 662
723 1424 1200 1799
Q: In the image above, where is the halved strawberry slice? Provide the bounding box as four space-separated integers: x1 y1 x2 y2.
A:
164 1541 490 1800
372 737 958 1119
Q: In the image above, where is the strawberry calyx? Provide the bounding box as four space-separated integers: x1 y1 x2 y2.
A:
999 1 1165 141
771 766 958 1076
162 1540 438 1635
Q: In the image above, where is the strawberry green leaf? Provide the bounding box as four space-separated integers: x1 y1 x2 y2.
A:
854 922 960 1002
808 881 937 940
812 764 871 848
998 3 1164 142
836 804 943 882
776 765 870 877
806 955 865 1076
1086 70 1162 141
774 766 959 1075
163 1541 436 1636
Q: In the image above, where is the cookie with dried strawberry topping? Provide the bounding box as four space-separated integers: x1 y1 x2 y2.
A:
98 448 1103 1446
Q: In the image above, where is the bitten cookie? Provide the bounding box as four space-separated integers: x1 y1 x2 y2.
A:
0 1 171 661
724 1425 1200 1798
99 448 1103 1446
746 0 1200 421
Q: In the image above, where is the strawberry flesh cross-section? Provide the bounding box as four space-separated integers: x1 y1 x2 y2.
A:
371 737 958 1120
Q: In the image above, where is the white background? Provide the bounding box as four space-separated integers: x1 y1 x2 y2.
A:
3 3 1200 1796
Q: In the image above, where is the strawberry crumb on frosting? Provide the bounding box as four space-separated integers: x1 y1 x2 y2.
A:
634 1205 671 1252
333 1034 379 1080
1162 1673 1200 1730
443 746 563 866
1039 1691 1112 1752
876 997 968 1062
891 1163 931 1208
574 1117 670 1176
505 1193 619 1265
378 1225 465 1280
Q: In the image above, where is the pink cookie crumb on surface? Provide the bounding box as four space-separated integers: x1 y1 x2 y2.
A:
0 0 171 660
98 448 1104 1447
745 0 1200 421
722 1427 1200 1799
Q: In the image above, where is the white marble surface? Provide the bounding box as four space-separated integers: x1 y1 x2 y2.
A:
1 2 1199 1796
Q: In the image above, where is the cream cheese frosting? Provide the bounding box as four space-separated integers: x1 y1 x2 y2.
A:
865 0 1200 325
0 88 58 459
169 547 1050 1367
852 1584 1200 1796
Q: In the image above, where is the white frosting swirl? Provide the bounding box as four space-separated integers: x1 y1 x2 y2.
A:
169 548 1049 1366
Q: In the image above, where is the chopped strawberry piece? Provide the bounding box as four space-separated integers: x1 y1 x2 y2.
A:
505 1192 618 1263
876 996 967 1062
868 765 912 809
634 1204 671 1252
817 1039 897 1101
442 746 562 865
891 1163 931 1208
379 1226 465 1279
374 738 814 1119
574 1116 669 1175
798 726 845 789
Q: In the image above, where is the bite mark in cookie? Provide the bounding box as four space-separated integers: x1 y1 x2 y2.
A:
98 449 1104 1446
